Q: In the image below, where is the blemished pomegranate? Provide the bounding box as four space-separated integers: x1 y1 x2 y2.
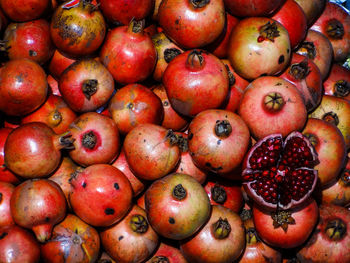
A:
242 131 319 210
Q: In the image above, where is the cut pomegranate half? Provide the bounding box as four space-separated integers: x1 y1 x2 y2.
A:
242 131 319 210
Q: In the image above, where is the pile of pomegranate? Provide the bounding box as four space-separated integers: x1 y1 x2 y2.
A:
0 0 349 262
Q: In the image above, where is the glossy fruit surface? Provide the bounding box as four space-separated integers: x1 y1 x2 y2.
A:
0 0 51 21
224 0 283 17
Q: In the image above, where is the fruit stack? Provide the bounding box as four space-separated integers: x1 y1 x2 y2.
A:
0 0 349 262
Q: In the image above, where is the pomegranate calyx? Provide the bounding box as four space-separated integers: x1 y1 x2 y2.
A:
340 169 350 186
258 21 280 43
164 48 182 63
326 19 344 39
240 208 252 221
176 134 188 152
150 256 170 263
289 60 310 80
129 214 149 233
186 50 205 71
191 0 210 8
271 210 296 233
32 223 53 243
334 80 350 98
212 217 231 239
165 129 180 146
215 120 232 138
82 130 97 149
48 110 63 127
263 92 285 112
225 64 235 86
0 40 9 52
211 184 227 204
172 184 187 200
82 79 98 100
58 131 75 150
303 133 318 148
296 42 316 60
128 19 145 34
325 219 347 241
246 227 259 245
322 112 339 126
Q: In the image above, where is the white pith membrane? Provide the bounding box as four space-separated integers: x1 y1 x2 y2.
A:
242 131 319 210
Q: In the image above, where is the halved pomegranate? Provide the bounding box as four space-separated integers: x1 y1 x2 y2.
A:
242 131 319 210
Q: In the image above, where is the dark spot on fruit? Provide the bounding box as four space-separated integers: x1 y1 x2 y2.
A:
206 162 212 167
278 55 285 64
105 208 115 215
114 183 119 190
169 217 175 224
287 49 290 53
45 217 50 222
29 50 37 57
260 73 268 77
144 139 146 142
188 133 193 140
0 193 2 203
118 235 124 241
276 82 282 86
0 232 8 239
175 19 180 25
75 229 78 234
217 140 221 145
82 182 87 188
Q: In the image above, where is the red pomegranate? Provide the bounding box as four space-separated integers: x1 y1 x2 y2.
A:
48 49 77 79
238 76 307 140
69 164 133 227
163 50 229 117
0 59 48 116
4 122 74 179
145 173 211 240
146 242 188 263
242 131 319 211
0 182 14 227
224 0 283 17
10 179 67 242
0 0 51 21
40 214 100 263
323 63 350 101
294 0 326 26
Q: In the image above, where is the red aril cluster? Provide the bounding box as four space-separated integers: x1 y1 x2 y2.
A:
0 0 349 262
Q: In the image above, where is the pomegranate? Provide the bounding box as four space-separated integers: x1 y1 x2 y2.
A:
0 58 48 116
162 50 229 117
123 124 181 181
158 0 226 49
280 53 323 112
311 2 350 62
302 118 346 187
100 19 157 85
48 49 77 79
187 109 250 175
309 95 350 149
69 164 133 227
10 179 67 242
0 225 40 263
0 0 51 21
21 94 77 134
224 0 283 17
180 205 245 263
238 76 307 140
253 198 319 249
108 83 163 136
50 0 106 57
1 19 54 64
228 17 291 80
40 214 100 263
68 112 120 167
146 242 188 263
242 131 319 210
0 182 14 227
295 29 333 80
100 204 159 263
294 0 326 26
323 63 350 101
297 204 350 262
4 122 74 179
0 128 20 185
145 173 211 240
271 0 308 49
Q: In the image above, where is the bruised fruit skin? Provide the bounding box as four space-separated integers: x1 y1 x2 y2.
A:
10 179 67 243
0 59 48 116
302 118 346 187
311 2 350 62
100 205 159 263
238 76 307 140
40 214 100 263
163 50 229 118
253 198 319 249
158 0 226 49
180 205 245 263
145 173 211 240
228 17 291 80
0 225 40 263
188 109 250 175
309 95 350 149
123 124 181 181
297 204 350 262
50 0 106 57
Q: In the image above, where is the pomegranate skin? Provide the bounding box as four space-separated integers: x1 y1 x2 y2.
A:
10 179 67 243
224 0 283 17
0 0 51 22
238 76 307 140
0 182 15 227
0 225 40 263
